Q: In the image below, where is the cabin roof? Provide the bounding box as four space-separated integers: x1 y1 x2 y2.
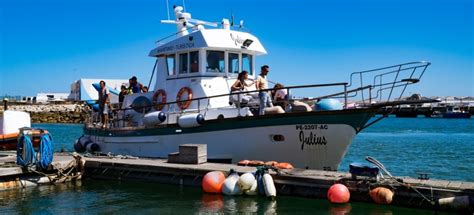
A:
149 29 267 57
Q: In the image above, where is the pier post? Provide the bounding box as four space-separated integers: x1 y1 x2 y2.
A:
3 98 8 110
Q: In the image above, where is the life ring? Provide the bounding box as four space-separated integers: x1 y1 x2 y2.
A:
152 89 167 110
176 87 193 110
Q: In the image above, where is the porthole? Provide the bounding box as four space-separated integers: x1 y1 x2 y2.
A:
271 134 285 142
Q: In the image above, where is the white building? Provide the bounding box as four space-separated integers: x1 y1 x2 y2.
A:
35 93 70 104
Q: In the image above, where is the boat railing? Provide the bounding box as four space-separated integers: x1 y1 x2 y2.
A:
346 61 431 106
86 61 430 129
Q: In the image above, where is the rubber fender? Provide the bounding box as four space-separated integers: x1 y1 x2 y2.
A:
238 172 256 191
263 173 276 198
74 138 86 153
222 172 242 196
369 187 394 205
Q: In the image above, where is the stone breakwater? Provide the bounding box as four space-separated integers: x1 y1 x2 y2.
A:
3 104 88 124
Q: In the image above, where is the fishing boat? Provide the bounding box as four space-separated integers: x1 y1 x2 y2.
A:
75 6 431 170
443 106 471 118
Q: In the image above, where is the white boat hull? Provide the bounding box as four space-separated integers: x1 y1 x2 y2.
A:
82 110 370 170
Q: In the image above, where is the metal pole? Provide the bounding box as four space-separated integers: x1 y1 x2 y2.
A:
3 98 8 110
344 85 348 108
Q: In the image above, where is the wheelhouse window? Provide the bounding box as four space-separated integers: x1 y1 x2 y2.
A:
242 54 253 75
166 55 175 76
190 51 199 73
179 53 188 74
228 53 239 74
206 51 224 73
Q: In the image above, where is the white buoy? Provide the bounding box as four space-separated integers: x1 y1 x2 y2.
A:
238 172 256 192
178 113 204 128
143 111 166 126
263 173 276 198
437 196 471 210
244 179 258 196
222 171 242 196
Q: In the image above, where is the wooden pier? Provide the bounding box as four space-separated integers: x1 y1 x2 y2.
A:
82 155 474 213
0 152 82 190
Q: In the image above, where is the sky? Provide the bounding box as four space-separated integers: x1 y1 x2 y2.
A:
0 0 473 97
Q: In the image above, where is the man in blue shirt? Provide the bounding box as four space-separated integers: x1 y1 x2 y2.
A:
128 76 144 94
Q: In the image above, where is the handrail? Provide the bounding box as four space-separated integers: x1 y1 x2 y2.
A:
348 61 430 88
138 82 349 107
87 61 431 128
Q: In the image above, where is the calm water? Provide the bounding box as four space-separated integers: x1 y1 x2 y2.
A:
1 118 471 214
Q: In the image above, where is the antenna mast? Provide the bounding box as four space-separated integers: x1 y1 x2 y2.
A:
166 0 170 20
182 0 186 12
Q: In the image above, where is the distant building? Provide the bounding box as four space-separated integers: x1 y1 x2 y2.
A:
35 93 70 104
69 79 128 103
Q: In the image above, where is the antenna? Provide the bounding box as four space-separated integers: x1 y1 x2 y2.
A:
166 0 170 20
182 0 186 12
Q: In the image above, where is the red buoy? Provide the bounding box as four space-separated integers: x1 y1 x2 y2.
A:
202 171 225 193
327 184 350 203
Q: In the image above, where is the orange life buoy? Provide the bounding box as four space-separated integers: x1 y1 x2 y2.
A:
152 89 167 110
176 87 193 110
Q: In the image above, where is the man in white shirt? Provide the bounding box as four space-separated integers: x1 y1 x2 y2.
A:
98 80 111 128
255 65 273 115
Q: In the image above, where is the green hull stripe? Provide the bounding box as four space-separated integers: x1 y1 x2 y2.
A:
84 109 374 137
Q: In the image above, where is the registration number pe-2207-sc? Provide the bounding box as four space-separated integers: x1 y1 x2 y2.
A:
296 124 328 150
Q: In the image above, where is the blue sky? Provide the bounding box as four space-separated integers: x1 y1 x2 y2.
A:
0 0 472 97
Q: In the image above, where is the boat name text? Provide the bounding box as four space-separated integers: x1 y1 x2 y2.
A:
156 42 195 53
299 131 327 150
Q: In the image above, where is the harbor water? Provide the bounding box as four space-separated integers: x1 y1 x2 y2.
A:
1 117 472 214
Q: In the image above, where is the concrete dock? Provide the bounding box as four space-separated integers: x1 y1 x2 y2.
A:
1 153 473 213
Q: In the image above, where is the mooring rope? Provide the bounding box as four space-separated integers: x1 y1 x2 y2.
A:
16 134 36 167
37 133 54 169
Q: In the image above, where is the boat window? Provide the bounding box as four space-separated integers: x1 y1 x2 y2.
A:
206 51 224 73
179 53 188 74
190 51 199 73
166 55 175 76
228 53 239 74
242 54 253 75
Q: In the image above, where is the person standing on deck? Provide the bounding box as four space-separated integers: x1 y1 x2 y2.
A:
256 65 273 115
128 76 144 94
98 80 111 128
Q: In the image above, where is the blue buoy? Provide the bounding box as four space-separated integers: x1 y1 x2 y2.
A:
315 99 343 111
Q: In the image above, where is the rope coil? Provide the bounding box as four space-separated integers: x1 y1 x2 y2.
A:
16 130 54 169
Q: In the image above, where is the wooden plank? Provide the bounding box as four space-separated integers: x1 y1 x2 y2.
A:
0 167 24 177
447 181 463 189
460 182 474 190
